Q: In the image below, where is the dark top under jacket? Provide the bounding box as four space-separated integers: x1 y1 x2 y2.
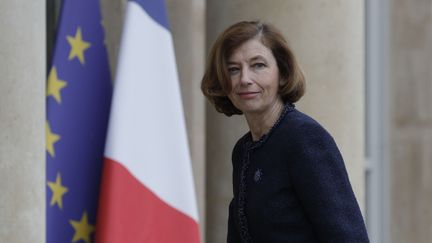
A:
227 103 369 243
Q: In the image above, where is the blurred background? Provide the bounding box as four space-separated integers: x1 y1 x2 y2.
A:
1 0 431 242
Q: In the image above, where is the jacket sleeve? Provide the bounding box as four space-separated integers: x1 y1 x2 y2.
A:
288 122 370 242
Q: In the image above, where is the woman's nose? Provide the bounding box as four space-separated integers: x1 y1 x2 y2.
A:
239 68 252 86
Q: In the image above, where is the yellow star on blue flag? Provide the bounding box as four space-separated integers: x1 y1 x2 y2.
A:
70 212 95 243
67 27 91 65
47 172 68 209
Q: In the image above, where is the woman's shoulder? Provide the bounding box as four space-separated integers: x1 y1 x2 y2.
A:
278 108 335 146
278 108 345 170
282 108 330 134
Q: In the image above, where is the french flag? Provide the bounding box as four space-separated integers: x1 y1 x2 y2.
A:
95 0 201 242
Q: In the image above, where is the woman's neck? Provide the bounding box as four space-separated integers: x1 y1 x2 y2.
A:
244 100 284 141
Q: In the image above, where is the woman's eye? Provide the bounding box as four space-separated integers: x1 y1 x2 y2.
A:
253 63 266 69
228 67 240 75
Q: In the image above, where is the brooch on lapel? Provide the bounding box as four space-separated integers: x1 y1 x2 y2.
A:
254 169 263 182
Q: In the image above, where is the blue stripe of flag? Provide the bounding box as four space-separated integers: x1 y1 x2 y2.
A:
131 0 170 30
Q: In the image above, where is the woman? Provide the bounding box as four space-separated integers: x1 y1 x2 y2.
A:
201 21 369 242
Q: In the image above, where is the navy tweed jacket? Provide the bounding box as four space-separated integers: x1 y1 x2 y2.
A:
227 104 370 243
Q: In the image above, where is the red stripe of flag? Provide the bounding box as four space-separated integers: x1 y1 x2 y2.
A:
95 158 200 243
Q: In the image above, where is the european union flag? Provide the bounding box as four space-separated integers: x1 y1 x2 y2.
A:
46 0 112 242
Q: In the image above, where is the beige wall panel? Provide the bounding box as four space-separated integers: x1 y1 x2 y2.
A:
0 1 45 242
100 0 127 80
390 0 432 124
206 1 365 242
389 0 432 242
390 129 432 243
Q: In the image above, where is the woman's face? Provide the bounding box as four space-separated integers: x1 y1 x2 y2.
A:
226 38 281 116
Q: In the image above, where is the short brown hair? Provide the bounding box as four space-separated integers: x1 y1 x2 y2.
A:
201 20 306 116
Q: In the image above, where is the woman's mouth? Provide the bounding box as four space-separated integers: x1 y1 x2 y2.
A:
237 91 260 99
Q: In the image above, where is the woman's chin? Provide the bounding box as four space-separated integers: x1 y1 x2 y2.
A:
237 105 265 115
